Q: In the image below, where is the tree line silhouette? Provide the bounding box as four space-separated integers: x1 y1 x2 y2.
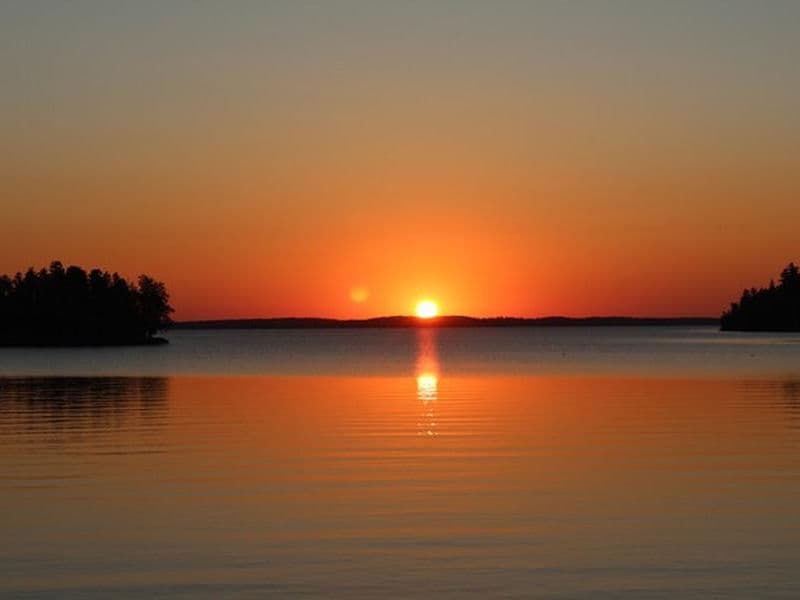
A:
721 262 800 331
0 261 173 345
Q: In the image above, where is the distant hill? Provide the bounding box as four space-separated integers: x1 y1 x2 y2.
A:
174 315 718 330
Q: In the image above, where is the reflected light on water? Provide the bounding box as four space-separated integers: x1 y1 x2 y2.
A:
416 372 438 436
416 372 438 403
415 328 440 403
415 329 439 436
3 371 800 596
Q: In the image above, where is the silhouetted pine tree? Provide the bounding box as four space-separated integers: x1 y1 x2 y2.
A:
0 261 173 345
721 262 800 331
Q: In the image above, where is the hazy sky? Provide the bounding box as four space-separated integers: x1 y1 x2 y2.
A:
2 1 799 319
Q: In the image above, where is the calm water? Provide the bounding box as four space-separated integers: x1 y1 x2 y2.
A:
2 326 800 598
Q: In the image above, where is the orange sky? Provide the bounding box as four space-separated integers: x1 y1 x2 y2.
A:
2 3 799 320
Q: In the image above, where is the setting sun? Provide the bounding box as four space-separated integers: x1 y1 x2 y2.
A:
415 300 439 319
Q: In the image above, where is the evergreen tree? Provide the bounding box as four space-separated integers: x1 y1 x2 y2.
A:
0 262 173 345
721 262 800 331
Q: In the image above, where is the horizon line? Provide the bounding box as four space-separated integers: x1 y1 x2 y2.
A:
176 314 720 321
173 314 720 327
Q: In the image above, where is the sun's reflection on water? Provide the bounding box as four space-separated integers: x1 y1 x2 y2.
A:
416 373 438 403
415 328 439 435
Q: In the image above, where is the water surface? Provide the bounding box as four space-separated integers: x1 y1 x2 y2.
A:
1 327 799 598
1 326 800 378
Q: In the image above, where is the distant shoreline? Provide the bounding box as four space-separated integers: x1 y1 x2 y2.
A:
172 316 719 330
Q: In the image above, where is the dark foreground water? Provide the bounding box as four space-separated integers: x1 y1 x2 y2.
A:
1 327 800 598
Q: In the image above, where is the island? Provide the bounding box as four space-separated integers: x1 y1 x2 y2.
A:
0 261 173 346
721 263 800 331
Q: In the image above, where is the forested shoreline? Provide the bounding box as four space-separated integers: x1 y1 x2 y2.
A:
721 263 800 331
0 262 173 346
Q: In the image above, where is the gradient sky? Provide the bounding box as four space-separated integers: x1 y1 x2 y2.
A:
2 1 799 319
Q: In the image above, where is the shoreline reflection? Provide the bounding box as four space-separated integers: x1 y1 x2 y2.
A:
0 377 168 434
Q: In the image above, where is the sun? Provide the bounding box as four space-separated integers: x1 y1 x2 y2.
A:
415 299 439 319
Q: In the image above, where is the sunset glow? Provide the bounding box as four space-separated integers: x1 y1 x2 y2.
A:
416 300 439 319
1 3 799 322
4 4 800 597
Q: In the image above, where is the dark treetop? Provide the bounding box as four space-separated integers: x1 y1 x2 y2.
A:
721 262 800 332
0 261 173 346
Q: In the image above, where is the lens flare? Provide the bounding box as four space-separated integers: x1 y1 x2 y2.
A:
349 286 369 303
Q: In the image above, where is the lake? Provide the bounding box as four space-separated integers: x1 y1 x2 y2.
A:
1 326 799 598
